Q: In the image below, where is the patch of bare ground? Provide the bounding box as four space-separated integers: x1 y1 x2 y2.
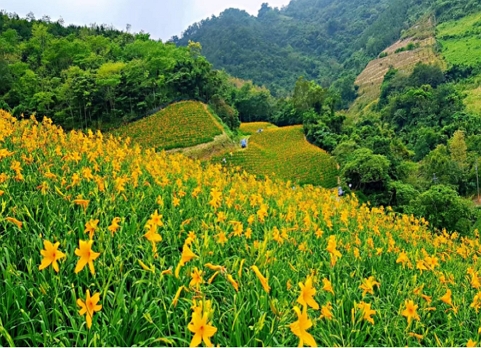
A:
349 17 443 116
166 133 236 161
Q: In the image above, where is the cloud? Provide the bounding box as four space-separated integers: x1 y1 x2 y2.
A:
1 0 291 41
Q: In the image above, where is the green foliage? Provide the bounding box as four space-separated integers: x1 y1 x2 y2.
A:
269 98 300 126
393 42 419 53
290 77 344 152
209 95 240 130
411 184 476 235
387 180 420 213
409 63 445 88
342 148 391 192
0 11 244 131
173 0 435 100
232 83 275 123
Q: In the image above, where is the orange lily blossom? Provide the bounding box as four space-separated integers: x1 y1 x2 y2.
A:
401 300 420 324
74 239 100 275
84 219 99 240
77 289 102 329
251 265 270 293
38 240 66 273
289 306 317 347
297 276 319 310
188 301 217 347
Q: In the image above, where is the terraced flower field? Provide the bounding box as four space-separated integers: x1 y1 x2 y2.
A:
223 123 338 187
114 101 224 150
2 111 481 347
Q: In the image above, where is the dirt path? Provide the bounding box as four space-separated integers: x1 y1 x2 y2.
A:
166 132 237 160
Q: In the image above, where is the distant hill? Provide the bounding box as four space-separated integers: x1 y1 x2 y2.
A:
350 16 442 114
114 101 225 151
222 122 338 187
173 0 481 96
351 11 481 115
439 12 481 116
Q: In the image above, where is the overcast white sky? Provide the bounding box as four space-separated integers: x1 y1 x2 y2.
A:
1 0 291 41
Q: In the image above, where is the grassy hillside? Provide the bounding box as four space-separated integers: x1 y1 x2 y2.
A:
437 12 481 66
2 111 481 346
436 12 481 115
238 121 278 135
465 84 481 115
114 101 224 150
222 123 338 187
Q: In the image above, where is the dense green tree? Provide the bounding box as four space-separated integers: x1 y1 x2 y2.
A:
209 94 240 130
387 181 419 213
0 11 247 130
409 63 445 88
342 148 391 192
411 185 476 235
233 83 274 122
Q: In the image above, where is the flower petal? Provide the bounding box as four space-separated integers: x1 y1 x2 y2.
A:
39 257 52 270
52 260 59 273
88 261 96 275
75 258 88 274
190 333 202 347
86 313 92 329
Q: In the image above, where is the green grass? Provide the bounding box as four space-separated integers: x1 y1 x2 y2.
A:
436 12 481 66
437 12 481 38
465 85 481 115
456 74 481 115
438 36 481 66
114 101 224 150
436 12 481 113
219 123 338 187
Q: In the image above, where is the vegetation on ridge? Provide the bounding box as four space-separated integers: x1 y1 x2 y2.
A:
174 0 481 100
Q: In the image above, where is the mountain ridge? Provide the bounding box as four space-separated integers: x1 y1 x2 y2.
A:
174 0 481 97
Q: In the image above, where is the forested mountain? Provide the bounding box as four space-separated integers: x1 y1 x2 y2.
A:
174 0 481 96
0 11 255 130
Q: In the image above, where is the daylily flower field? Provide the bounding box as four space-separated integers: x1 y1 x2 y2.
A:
1 110 481 346
225 123 338 187
114 101 224 151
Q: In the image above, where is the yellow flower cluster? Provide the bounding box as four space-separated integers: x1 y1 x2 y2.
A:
115 101 224 151
226 124 338 186
1 110 481 346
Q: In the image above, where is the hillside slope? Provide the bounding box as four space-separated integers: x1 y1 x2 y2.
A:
173 0 481 96
174 0 431 95
351 11 481 115
222 122 338 187
437 12 481 115
351 17 442 114
2 111 481 346
114 101 225 151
